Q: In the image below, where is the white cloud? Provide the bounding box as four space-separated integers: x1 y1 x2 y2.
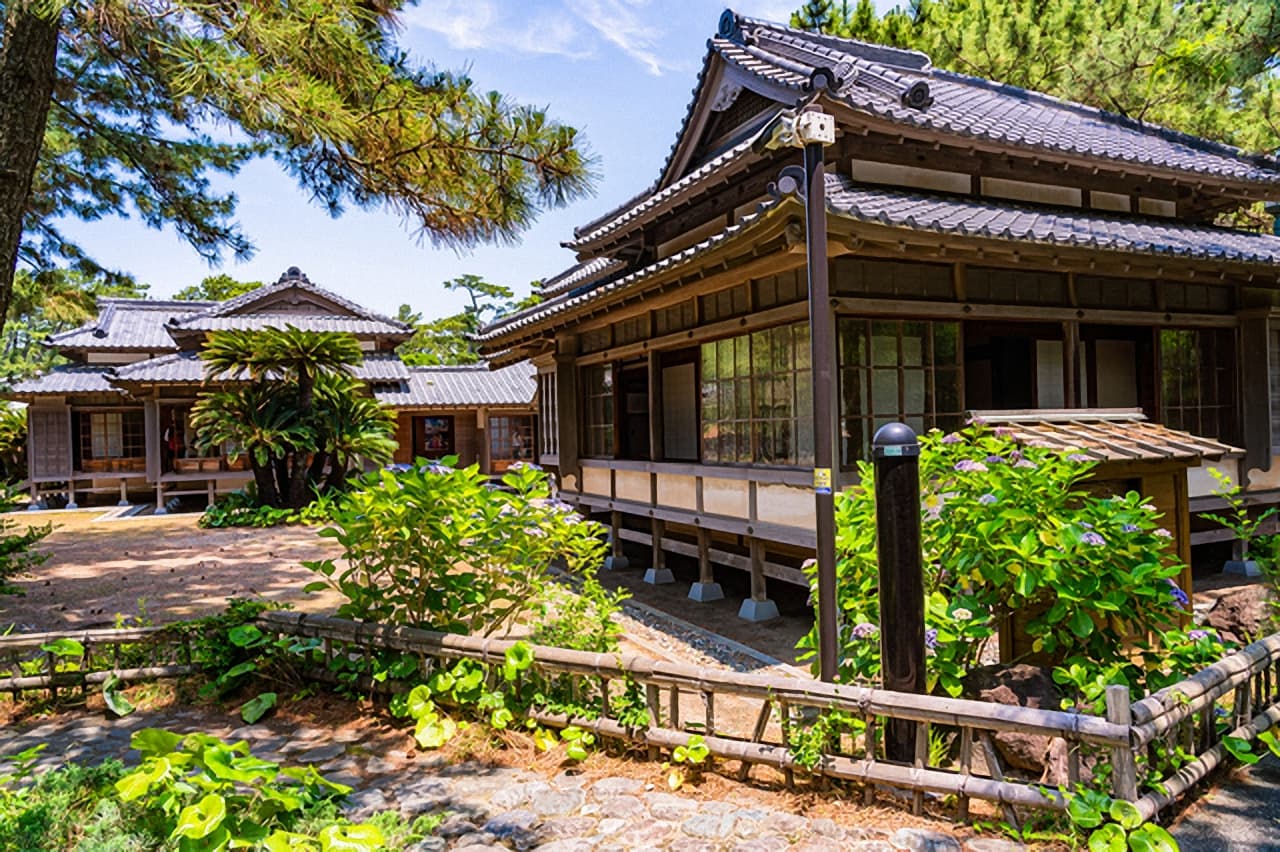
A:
404 1 585 59
564 0 672 76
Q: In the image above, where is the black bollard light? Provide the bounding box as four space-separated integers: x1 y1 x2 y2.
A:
872 422 925 763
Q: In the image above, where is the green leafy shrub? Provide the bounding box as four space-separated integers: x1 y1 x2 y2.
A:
0 486 51 596
0 752 142 851
533 576 628 653
800 424 1189 695
199 488 337 529
306 460 607 635
115 727 381 850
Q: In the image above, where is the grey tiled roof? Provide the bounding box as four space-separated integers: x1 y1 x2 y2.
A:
482 172 1280 346
47 299 211 351
722 15 1280 184
478 204 777 343
540 257 628 296
110 350 410 385
823 173 1280 263
573 12 1280 252
172 267 412 333
168 315 411 336
10 367 120 395
352 353 413 382
372 362 535 408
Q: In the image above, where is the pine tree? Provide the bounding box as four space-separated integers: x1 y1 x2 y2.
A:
0 1 595 339
792 0 837 31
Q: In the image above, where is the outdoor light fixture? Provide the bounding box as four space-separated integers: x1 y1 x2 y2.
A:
760 105 842 683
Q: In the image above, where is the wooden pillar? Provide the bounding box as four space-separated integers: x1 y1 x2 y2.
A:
738 538 779 622
117 478 129 507
688 527 724 602
648 351 664 462
643 517 674 584
1062 320 1081 408
554 333 580 491
1241 315 1271 472
604 509 628 571
476 407 489 475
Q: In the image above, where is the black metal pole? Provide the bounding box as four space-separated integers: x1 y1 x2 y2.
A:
803 137 840 684
872 422 925 762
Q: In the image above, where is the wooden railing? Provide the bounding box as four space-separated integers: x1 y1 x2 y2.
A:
0 626 194 699
5 613 1279 831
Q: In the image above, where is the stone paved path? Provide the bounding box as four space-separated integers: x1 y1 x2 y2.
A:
1170 754 1280 851
0 707 1020 851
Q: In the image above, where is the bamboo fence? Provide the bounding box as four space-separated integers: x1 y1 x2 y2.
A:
3 612 1278 830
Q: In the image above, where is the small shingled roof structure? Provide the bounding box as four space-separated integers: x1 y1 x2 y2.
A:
10 366 122 397
970 409 1241 463
372 363 536 409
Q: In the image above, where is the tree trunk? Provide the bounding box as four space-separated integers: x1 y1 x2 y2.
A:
0 4 60 331
287 366 314 507
323 453 348 493
273 457 291 508
251 460 278 507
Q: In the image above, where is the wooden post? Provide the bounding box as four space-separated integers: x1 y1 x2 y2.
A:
647 350 664 462
1105 684 1138 802
117 478 129 507
604 510 628 571
644 518 673 584
738 538 778 622
958 727 973 821
553 333 580 490
689 527 724 601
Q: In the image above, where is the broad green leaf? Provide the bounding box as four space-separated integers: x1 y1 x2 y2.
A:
1068 794 1104 829
223 661 258 680
1223 736 1260 765
171 792 227 840
1108 798 1143 830
228 623 264 647
414 715 457 749
114 757 172 801
1258 730 1280 758
406 684 434 719
319 822 385 851
241 692 278 724
1087 823 1126 852
302 581 330 593
1069 609 1095 639
1129 823 1178 852
130 728 183 758
102 674 135 717
41 637 84 657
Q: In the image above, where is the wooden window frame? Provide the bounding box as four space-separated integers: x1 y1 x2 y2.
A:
1159 327 1235 443
582 363 615 458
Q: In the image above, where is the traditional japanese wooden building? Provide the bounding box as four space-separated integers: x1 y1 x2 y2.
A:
8 268 535 509
476 11 1280 620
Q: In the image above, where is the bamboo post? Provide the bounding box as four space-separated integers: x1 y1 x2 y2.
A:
978 731 1021 830
646 683 661 759
912 721 928 815
1106 684 1138 802
703 689 715 737
737 701 773 781
864 713 877 805
958 727 973 821
669 685 681 730
599 677 612 718
779 700 794 788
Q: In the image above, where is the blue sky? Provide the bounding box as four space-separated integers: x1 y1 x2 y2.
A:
58 2 891 319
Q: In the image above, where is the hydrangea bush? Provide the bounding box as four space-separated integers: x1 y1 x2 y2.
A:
799 424 1218 700
305 459 607 636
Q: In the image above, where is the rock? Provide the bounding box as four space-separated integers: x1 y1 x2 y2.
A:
1206 585 1273 644
294 743 345 764
891 828 963 852
682 812 737 840
732 839 791 852
847 843 896 852
481 808 540 842
594 794 647 818
964 664 1061 774
405 839 446 852
609 819 678 847
646 792 700 821
529 786 585 817
436 814 481 839
760 811 810 839
591 776 644 798
596 817 628 836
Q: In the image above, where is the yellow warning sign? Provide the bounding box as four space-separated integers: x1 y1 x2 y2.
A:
813 468 832 492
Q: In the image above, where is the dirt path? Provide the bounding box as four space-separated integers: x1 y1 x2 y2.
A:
0 509 343 632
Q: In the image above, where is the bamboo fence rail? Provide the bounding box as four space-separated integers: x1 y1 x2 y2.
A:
3 612 1279 830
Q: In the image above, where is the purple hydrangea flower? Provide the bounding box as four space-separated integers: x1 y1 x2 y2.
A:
1154 528 1172 538
978 493 998 505
851 622 879 640
426 463 454 475
1081 531 1106 546
925 628 939 649
508 461 543 472
1188 629 1212 642
1165 578 1189 609
1080 522 1093 529
985 455 1005 465
955 459 988 473
993 426 1015 438
1122 524 1140 533
941 433 963 445
1014 459 1037 469
1068 453 1092 463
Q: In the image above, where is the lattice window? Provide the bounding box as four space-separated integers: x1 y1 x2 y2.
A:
833 258 953 301
700 322 813 466
1160 328 1235 441
838 319 964 465
582 364 615 458
80 410 144 460
537 371 558 459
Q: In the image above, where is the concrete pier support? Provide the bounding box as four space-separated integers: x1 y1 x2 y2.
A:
738 538 778 622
